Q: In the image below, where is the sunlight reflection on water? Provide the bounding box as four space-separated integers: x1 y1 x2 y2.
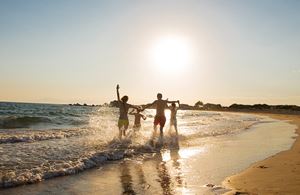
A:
179 147 206 159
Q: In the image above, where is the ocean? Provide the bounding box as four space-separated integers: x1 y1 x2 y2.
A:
0 102 295 192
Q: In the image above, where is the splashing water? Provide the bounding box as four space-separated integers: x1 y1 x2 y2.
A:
0 102 262 188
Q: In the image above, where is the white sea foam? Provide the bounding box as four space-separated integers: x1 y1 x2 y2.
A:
0 103 263 188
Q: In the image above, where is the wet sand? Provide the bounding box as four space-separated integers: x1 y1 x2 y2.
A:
0 115 296 195
224 114 300 195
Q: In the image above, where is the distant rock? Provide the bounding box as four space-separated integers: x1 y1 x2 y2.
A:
194 100 204 108
229 103 300 112
179 104 195 110
109 100 119 107
69 103 99 107
203 103 223 110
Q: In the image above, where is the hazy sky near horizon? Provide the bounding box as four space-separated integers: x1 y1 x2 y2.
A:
1 0 300 105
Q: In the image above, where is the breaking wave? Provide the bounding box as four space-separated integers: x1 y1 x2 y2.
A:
0 116 52 129
0 129 93 144
0 134 179 188
0 102 265 189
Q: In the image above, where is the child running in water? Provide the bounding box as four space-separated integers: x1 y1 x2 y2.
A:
129 108 147 131
116 84 139 139
169 101 180 135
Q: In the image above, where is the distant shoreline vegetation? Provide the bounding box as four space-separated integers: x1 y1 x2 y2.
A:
68 103 100 107
1 101 299 114
108 100 300 114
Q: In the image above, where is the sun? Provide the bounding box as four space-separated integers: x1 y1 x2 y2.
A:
150 35 191 74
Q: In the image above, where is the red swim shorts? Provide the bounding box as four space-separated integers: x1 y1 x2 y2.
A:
154 115 166 127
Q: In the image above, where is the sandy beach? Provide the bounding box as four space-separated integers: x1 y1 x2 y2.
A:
224 114 300 195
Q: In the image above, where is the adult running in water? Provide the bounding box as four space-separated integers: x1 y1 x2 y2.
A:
116 84 139 139
143 93 179 137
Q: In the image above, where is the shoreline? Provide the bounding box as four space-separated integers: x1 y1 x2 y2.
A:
223 113 300 195
0 112 296 194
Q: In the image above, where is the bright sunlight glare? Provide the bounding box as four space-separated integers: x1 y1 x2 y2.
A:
150 36 191 74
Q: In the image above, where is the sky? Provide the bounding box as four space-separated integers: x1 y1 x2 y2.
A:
0 0 300 106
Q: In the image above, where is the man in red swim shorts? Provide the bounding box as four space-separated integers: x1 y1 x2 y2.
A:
154 115 166 128
143 93 179 137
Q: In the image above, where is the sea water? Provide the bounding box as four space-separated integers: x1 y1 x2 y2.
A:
0 102 290 189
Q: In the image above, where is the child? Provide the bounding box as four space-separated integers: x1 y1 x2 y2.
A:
129 108 147 131
169 100 180 135
116 84 139 139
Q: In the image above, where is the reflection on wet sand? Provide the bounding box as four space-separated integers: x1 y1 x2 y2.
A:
170 145 184 188
154 136 185 195
119 161 136 195
135 162 148 190
156 153 173 194
119 158 152 194
117 136 185 195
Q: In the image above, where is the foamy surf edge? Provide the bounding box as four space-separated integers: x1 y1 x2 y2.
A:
0 138 160 188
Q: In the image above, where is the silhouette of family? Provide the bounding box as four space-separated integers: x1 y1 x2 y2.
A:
116 84 180 139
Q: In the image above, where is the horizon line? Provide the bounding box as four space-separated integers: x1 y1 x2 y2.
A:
0 100 299 107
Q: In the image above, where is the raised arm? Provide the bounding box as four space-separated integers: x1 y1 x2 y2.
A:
129 109 135 115
116 84 120 102
167 100 180 108
166 99 178 104
142 100 156 110
141 113 147 120
128 104 140 110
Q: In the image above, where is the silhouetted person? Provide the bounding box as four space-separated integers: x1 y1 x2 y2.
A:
143 93 179 137
169 101 180 135
116 84 139 139
129 108 146 131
